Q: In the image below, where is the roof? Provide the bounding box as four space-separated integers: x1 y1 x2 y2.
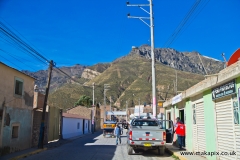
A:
63 113 90 120
0 62 36 80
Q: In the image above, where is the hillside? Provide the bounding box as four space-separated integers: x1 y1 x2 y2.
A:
48 54 205 111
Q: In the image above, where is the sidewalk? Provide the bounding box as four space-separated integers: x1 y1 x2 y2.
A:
0 132 97 160
166 145 207 160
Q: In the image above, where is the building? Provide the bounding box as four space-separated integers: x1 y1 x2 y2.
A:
62 106 91 139
0 62 35 155
163 49 240 160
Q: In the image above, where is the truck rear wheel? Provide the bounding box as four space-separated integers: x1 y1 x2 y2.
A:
127 145 133 155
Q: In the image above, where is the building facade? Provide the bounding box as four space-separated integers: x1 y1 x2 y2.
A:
0 62 35 155
163 53 240 160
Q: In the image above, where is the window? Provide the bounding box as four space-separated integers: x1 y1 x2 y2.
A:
77 122 80 129
192 104 196 124
12 126 19 138
132 120 158 126
14 78 23 96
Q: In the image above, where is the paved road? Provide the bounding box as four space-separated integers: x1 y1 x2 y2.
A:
23 130 174 160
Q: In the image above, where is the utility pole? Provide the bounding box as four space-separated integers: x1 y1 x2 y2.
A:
92 83 95 133
104 84 110 122
127 0 156 118
138 98 140 117
126 100 128 122
175 69 178 95
38 60 53 149
110 96 111 112
92 83 95 106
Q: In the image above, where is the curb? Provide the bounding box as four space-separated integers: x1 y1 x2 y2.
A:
165 148 188 160
10 148 47 160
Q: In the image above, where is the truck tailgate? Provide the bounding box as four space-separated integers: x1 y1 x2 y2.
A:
132 126 163 141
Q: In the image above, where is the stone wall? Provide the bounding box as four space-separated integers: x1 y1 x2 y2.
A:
32 110 48 147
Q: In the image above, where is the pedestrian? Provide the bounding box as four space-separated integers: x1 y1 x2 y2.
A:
174 117 186 150
114 123 122 145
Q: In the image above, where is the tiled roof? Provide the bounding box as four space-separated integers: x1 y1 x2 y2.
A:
63 113 90 120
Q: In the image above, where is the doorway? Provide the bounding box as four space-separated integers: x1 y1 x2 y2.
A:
167 112 171 128
82 119 85 134
179 109 185 124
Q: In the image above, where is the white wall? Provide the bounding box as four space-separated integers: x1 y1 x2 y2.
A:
62 117 83 139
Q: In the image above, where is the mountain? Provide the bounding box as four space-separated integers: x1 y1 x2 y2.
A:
23 45 225 110
130 45 224 75
48 54 205 111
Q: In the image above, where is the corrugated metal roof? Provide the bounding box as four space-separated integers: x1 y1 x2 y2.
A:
0 61 37 80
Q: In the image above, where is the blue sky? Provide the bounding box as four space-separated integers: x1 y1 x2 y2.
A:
0 0 239 71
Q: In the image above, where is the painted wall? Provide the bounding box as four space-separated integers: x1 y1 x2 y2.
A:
237 77 240 123
48 107 60 142
185 99 193 152
203 89 217 160
2 107 32 153
62 117 83 139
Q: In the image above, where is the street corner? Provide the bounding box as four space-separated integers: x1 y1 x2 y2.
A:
10 148 47 160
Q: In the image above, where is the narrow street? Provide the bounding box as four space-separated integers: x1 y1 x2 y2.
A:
22 130 174 160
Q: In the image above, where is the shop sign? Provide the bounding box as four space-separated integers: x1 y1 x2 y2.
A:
172 93 182 105
212 79 236 100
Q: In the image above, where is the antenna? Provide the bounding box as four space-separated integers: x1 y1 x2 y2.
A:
222 53 227 68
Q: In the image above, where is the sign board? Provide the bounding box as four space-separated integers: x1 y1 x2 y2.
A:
212 79 236 100
158 101 163 107
172 93 182 105
134 105 144 116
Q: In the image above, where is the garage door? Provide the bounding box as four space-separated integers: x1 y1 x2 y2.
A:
215 98 236 160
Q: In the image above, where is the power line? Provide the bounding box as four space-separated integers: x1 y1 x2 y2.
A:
163 0 203 48
0 49 37 71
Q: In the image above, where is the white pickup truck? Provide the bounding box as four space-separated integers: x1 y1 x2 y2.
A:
126 117 174 155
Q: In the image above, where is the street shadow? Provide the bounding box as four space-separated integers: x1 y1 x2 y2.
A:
133 149 173 158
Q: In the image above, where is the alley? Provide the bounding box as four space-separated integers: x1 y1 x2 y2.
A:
21 130 174 160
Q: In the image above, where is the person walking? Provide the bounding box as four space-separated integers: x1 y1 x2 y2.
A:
175 117 186 150
114 123 122 145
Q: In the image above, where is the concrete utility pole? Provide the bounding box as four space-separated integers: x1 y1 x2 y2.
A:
104 84 110 122
38 60 53 149
110 96 111 112
126 100 128 122
92 83 95 106
175 69 178 95
138 98 140 117
127 0 157 118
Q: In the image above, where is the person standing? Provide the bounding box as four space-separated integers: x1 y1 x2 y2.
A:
114 123 122 145
175 117 186 150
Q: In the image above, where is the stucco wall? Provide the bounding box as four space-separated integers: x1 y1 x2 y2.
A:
0 63 35 109
2 107 32 153
185 99 193 152
62 117 83 139
203 89 217 160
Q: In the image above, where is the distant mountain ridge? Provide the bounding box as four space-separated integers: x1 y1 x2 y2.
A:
129 45 224 75
23 45 224 94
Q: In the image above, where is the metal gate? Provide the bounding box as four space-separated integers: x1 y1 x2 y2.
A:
215 97 237 160
192 102 206 154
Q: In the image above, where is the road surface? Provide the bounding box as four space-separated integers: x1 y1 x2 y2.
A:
23 130 174 160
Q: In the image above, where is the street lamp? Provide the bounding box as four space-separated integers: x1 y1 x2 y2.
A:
127 0 156 118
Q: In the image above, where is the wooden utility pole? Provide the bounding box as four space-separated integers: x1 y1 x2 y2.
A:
38 60 53 149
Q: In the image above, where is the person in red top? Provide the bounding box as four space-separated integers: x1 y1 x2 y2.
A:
174 117 186 150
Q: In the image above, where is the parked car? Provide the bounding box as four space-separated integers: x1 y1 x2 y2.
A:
126 116 174 155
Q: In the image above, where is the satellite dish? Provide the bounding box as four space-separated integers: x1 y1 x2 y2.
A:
227 48 240 67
